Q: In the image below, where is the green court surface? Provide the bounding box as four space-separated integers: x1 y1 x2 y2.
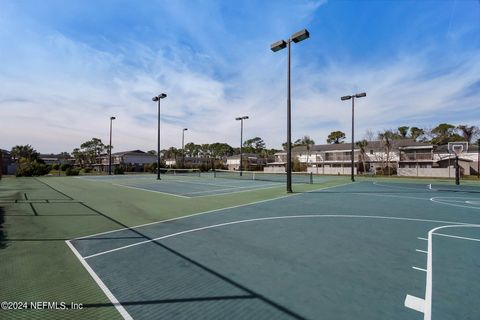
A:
1 174 479 319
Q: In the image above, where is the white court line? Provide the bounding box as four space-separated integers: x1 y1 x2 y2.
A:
416 249 428 254
412 266 427 272
76 175 190 199
184 183 280 195
430 197 480 210
72 181 355 240
112 183 190 199
65 241 133 320
423 224 480 320
352 192 428 201
418 237 428 241
433 232 480 242
190 184 283 197
83 215 472 260
170 179 242 188
404 294 425 313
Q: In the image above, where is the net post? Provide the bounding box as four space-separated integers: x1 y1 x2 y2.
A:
213 169 216 178
309 172 313 184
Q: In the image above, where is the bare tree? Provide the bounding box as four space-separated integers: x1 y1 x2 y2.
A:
457 125 479 143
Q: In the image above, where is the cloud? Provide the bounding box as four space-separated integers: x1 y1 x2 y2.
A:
0 0 479 154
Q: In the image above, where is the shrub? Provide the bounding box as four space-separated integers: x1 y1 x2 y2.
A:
293 158 307 172
65 168 80 176
83 167 92 173
52 164 60 170
15 159 51 177
114 166 125 175
60 163 73 171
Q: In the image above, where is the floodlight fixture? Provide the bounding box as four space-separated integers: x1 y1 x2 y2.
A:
108 116 116 175
270 40 287 52
236 116 249 176
291 29 310 43
152 93 167 179
341 92 367 182
182 128 188 168
270 28 310 193
152 93 167 102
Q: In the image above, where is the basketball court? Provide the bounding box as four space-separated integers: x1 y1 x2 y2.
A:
65 177 480 320
1 174 479 319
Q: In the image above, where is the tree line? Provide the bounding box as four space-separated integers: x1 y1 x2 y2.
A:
326 124 479 145
6 123 478 176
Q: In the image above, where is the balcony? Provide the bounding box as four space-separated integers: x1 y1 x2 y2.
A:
399 153 433 161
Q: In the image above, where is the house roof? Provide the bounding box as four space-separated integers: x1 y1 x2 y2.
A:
227 153 259 159
112 150 154 156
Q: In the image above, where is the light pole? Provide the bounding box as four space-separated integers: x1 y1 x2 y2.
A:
235 116 249 176
341 92 366 182
108 116 116 175
152 93 167 180
271 28 310 193
182 128 188 168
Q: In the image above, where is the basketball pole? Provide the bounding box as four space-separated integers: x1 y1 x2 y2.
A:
455 155 460 185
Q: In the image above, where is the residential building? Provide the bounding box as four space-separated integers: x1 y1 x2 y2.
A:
39 154 75 165
165 156 212 168
226 153 266 171
267 139 434 176
96 150 157 172
0 149 15 175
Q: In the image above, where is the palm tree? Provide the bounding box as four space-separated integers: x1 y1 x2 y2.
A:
293 136 315 164
378 131 395 175
356 140 368 174
11 145 39 162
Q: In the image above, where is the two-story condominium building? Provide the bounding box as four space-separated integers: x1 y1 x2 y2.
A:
268 139 433 175
225 153 267 171
97 150 157 172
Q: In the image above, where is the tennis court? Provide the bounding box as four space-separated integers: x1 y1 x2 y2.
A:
78 170 323 198
1 176 479 319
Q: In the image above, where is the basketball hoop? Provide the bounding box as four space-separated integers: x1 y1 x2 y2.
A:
448 142 468 156
447 142 468 186
451 145 463 156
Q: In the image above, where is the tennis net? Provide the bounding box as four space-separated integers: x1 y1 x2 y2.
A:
159 168 201 177
214 169 313 184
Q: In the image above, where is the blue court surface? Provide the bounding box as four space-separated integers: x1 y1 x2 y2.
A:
68 180 480 320
79 173 335 198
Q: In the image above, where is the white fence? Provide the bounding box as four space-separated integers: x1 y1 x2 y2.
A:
307 166 357 175
397 167 456 178
264 167 287 173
